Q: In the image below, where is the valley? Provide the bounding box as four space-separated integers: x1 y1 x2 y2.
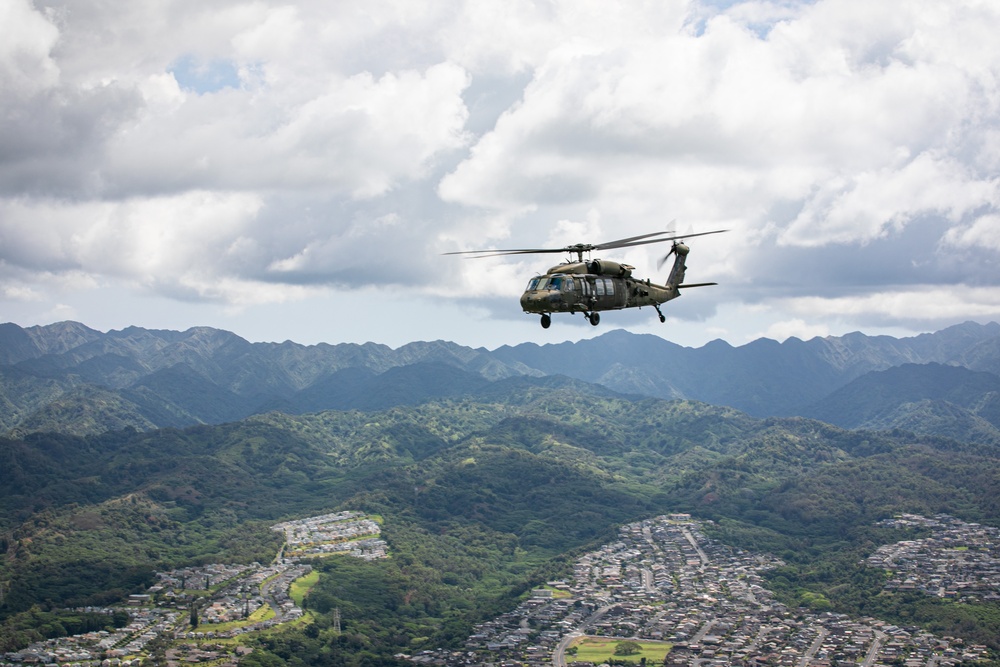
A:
2 322 1000 666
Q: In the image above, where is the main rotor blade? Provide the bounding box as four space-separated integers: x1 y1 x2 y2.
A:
592 230 675 250
669 229 729 241
442 229 727 258
597 228 728 251
442 230 676 257
442 247 572 257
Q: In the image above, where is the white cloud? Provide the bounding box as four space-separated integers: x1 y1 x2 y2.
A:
0 0 59 94
942 213 1000 252
781 154 1000 246
784 286 1000 323
101 62 471 199
441 0 1000 240
0 192 267 299
3 0 1000 347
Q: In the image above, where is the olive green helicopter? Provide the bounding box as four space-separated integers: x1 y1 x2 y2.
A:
445 229 726 328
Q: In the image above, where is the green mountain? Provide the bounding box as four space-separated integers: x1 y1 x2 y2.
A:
803 362 1000 445
5 321 1000 659
5 321 1000 437
2 386 999 655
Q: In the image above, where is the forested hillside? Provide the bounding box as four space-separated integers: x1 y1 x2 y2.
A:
4 320 1000 438
2 385 999 659
5 320 1000 662
802 362 1000 445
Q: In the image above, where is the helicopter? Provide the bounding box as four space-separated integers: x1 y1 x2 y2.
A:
445 229 726 328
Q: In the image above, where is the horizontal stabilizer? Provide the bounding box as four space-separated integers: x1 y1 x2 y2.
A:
677 282 718 288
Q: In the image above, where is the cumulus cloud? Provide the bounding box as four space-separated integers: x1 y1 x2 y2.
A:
784 286 1000 327
104 62 471 198
2 0 1000 344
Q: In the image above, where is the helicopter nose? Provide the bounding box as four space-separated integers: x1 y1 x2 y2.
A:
521 290 558 310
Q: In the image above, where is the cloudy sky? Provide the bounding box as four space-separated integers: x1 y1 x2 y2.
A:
2 0 999 350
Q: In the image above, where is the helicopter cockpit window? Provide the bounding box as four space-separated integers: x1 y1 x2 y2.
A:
563 278 575 291
526 278 541 291
548 277 562 291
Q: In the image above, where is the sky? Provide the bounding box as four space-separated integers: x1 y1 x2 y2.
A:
1 0 999 350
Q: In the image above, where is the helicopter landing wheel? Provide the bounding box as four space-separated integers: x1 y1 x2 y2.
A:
588 312 601 326
655 305 666 323
540 314 551 329
659 314 666 323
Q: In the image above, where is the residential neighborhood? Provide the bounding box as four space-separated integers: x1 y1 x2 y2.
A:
4 511 997 667
410 514 994 667
866 514 1000 602
2 512 387 667
272 511 387 561
2 607 177 667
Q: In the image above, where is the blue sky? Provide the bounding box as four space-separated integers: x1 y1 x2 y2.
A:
1 0 998 349
169 55 242 93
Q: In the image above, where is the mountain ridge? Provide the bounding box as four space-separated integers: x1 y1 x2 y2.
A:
4 320 1000 438
3 347 1000 655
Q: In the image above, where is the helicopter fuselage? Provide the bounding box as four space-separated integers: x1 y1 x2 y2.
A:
519 271 677 314
520 243 693 326
443 228 724 329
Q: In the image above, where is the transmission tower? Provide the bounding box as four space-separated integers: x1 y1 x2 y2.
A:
332 608 341 635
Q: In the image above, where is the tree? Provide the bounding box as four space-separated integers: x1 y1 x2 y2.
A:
614 640 642 656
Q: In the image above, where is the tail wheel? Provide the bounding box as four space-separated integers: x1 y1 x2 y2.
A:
589 312 601 326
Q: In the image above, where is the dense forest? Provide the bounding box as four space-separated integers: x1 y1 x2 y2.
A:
2 384 1000 664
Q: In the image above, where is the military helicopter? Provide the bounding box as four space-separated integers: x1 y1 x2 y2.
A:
446 229 726 328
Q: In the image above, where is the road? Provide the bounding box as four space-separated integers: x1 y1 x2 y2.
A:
745 625 772 654
553 631 582 667
259 575 285 619
551 605 612 667
641 567 656 593
797 629 828 667
681 527 709 569
690 619 715 645
862 630 886 667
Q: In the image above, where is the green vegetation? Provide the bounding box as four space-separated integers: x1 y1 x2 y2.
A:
2 390 1000 664
196 603 275 634
290 570 320 607
0 608 130 653
571 636 672 664
250 604 277 623
540 585 572 599
614 639 642 655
